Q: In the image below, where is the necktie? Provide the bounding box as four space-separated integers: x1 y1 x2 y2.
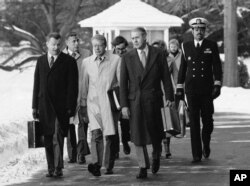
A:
49 56 54 68
196 42 200 52
140 50 146 68
97 57 103 66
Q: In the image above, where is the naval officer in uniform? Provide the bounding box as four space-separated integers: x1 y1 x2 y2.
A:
176 17 223 163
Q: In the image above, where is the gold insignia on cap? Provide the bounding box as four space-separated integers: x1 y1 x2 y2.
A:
196 19 201 24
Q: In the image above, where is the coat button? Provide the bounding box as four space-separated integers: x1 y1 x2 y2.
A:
193 75 195 77
193 68 195 71
193 61 195 64
201 61 204 64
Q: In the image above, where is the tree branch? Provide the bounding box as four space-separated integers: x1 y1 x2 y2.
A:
0 55 40 71
0 23 44 52
0 47 42 66
26 19 47 40
59 0 83 37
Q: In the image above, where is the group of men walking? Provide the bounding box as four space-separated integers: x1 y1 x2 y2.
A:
32 17 222 179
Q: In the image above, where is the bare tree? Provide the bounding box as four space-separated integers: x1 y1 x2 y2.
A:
0 0 120 71
0 0 84 71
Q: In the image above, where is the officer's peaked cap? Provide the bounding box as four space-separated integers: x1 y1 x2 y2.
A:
189 17 208 28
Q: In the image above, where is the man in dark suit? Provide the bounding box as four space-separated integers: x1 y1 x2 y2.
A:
32 32 78 177
120 27 174 179
111 36 131 157
63 32 91 164
176 17 223 163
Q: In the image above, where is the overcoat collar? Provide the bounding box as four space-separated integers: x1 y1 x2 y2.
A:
129 45 158 83
62 48 81 60
91 50 110 64
141 45 158 82
47 52 63 72
130 48 144 76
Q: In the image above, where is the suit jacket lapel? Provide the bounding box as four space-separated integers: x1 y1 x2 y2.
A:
190 41 199 61
43 54 51 72
98 52 109 75
49 52 62 72
130 49 144 76
141 46 157 81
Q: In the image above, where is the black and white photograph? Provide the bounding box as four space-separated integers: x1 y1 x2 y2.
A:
0 0 250 185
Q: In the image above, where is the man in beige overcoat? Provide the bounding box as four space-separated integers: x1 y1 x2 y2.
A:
79 34 121 176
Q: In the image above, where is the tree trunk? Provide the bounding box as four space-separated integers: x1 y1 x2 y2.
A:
41 0 56 32
59 0 83 37
223 0 239 87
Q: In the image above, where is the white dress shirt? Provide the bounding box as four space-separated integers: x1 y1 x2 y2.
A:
194 40 203 48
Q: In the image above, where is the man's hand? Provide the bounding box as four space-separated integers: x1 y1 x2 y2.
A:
176 88 184 100
212 85 221 99
122 107 130 119
79 106 89 123
32 109 39 119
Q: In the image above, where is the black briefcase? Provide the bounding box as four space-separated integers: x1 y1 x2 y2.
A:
27 120 44 148
161 106 181 136
107 86 121 112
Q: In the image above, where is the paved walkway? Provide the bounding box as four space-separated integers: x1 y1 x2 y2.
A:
11 112 250 186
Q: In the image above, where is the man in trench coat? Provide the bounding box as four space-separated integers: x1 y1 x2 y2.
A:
79 34 121 176
32 32 78 177
120 27 174 179
62 32 91 164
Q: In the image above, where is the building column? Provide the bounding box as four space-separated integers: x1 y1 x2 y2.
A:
164 28 169 49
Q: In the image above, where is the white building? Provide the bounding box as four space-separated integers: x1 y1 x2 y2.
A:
78 0 183 49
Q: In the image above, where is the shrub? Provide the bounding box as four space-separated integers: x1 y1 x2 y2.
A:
238 59 250 88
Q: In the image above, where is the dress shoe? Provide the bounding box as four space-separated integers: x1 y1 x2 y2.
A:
136 168 147 179
78 156 86 164
104 169 113 175
165 153 172 159
54 169 63 177
88 163 101 176
45 171 54 177
123 142 131 155
192 157 202 163
203 147 211 159
151 158 160 174
68 159 76 163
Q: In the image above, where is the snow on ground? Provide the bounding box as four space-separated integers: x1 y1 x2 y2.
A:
0 66 45 185
0 63 250 185
214 87 250 114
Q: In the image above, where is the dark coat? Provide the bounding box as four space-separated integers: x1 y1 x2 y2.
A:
32 52 78 136
120 46 174 146
178 39 223 95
